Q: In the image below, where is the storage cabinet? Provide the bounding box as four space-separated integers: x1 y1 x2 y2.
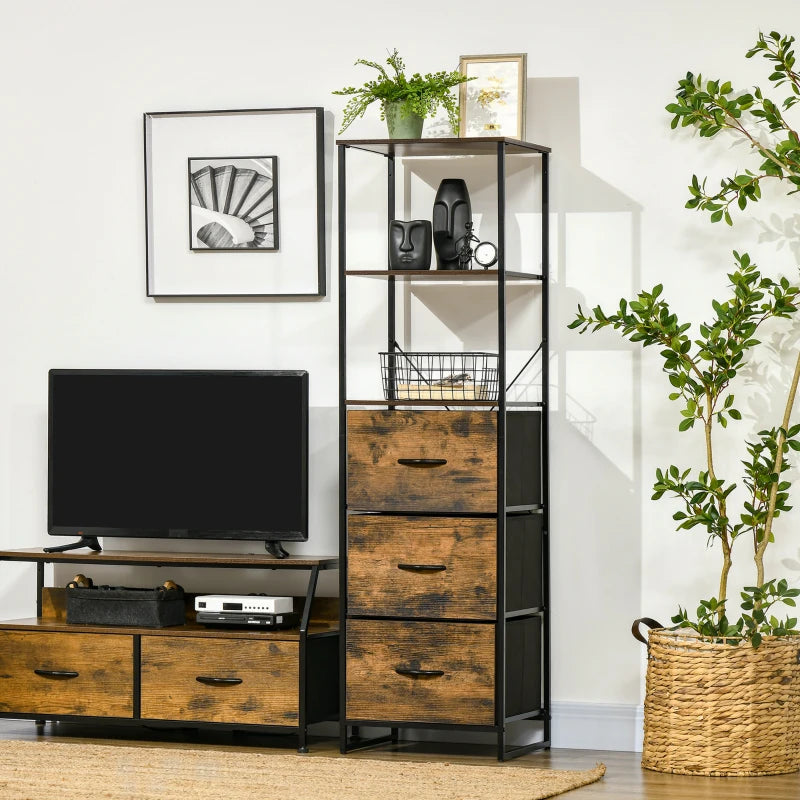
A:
338 137 550 760
0 549 339 751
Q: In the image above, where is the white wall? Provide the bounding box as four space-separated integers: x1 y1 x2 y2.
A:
2 0 800 749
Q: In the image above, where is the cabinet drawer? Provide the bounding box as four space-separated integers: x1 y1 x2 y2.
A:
0 631 133 717
347 410 497 513
140 637 299 725
346 620 494 725
348 515 496 619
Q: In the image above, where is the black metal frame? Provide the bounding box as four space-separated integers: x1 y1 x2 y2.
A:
337 137 550 760
144 106 326 299
0 551 338 753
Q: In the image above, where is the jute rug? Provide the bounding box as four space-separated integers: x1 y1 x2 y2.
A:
0 740 605 800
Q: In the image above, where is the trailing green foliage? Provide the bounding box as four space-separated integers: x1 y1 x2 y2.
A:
570 30 800 646
332 49 471 135
666 31 800 225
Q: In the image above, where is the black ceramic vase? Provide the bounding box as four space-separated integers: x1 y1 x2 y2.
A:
388 220 432 270
432 178 472 270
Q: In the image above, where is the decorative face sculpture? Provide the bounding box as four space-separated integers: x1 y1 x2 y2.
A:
388 220 432 270
432 178 472 270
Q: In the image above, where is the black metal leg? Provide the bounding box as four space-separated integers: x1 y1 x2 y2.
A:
35 720 45 734
298 727 308 754
36 562 44 618
390 727 399 744
497 727 506 761
298 566 319 754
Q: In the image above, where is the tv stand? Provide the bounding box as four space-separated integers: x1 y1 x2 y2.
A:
265 541 290 559
42 535 101 554
0 548 339 752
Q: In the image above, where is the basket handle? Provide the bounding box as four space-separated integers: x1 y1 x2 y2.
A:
631 617 663 645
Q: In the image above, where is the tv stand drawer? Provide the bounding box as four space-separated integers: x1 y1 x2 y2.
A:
140 637 299 725
0 630 134 717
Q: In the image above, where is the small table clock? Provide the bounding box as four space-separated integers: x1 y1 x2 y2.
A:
456 222 498 270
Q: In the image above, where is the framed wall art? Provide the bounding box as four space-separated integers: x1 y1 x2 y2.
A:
144 107 326 298
458 54 527 140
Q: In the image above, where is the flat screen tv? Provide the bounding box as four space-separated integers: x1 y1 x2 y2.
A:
47 369 308 557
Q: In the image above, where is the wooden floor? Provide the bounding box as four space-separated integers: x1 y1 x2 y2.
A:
0 719 797 799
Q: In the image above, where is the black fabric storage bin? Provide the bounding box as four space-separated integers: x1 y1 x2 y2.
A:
66 585 185 628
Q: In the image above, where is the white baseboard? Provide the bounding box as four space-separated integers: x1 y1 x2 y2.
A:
551 701 643 752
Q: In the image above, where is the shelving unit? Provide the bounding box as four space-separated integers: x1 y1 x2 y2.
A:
0 549 339 752
337 136 550 760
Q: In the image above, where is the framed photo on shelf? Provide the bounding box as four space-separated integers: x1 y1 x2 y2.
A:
458 54 527 140
144 107 326 298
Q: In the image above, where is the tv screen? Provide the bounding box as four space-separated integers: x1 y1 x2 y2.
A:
47 369 308 546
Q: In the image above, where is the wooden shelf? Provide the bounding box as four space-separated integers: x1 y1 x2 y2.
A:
345 270 542 281
0 549 338 570
337 137 550 157
0 616 337 641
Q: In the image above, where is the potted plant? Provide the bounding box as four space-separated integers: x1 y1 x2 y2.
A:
332 49 471 139
570 30 800 776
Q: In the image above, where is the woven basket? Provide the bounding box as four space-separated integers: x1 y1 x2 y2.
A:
641 626 800 776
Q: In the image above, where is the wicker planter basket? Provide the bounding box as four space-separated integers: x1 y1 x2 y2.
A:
640 625 800 776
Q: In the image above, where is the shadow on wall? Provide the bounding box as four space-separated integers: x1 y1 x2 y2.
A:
535 77 647 706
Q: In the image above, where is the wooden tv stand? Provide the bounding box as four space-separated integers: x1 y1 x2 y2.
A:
0 549 339 752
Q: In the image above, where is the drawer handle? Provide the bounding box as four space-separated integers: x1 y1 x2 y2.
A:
34 669 79 680
394 668 445 678
195 676 243 686
397 564 447 572
397 458 447 467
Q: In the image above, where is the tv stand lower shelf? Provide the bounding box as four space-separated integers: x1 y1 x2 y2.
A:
0 549 339 752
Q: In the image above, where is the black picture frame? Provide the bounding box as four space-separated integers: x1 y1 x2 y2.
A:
144 107 326 298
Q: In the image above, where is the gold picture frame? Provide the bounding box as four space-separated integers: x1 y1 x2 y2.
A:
458 53 527 140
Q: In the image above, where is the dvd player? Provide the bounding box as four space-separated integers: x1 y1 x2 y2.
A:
194 595 293 614
196 610 300 630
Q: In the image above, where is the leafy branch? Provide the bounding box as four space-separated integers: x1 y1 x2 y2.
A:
569 251 800 636
671 579 800 647
666 31 800 225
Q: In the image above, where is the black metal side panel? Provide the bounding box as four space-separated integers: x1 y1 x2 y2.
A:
506 411 541 507
306 635 340 724
506 515 543 612
505 616 542 717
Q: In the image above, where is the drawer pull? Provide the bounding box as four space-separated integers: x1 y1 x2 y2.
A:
396 458 447 467
394 668 445 678
195 676 243 686
34 669 79 680
397 564 447 573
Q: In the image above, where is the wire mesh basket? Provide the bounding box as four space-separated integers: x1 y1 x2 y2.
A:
380 351 499 401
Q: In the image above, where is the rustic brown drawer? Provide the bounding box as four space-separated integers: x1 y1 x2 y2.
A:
140 637 299 725
0 630 133 717
348 515 496 619
346 619 494 725
347 410 497 513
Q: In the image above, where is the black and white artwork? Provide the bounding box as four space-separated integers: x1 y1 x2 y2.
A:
145 107 326 297
188 156 279 251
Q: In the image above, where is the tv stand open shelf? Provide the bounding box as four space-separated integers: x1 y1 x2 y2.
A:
0 548 339 752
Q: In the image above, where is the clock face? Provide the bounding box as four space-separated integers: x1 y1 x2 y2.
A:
474 241 497 268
